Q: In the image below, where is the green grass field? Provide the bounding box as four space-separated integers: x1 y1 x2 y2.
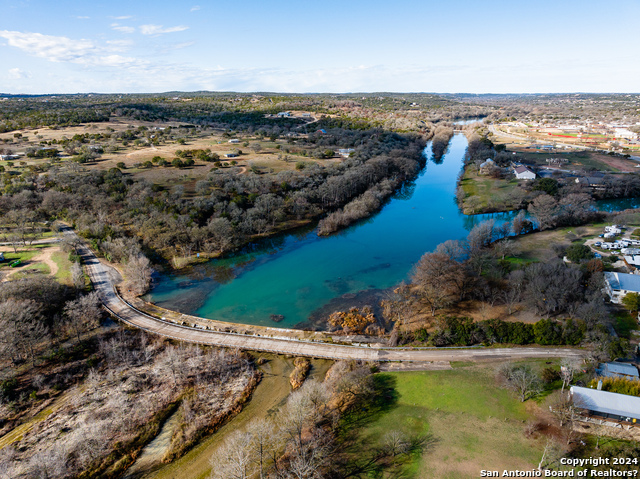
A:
459 169 521 214
350 367 544 478
1 249 41 266
10 262 51 279
52 251 73 284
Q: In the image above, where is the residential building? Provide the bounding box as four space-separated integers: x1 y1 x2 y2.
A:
514 165 536 180
603 272 640 303
228 139 240 144
596 362 639 380
570 386 640 424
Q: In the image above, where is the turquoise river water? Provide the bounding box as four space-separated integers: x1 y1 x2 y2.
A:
148 134 637 328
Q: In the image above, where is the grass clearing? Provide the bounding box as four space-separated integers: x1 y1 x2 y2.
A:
351 366 544 478
9 262 50 280
52 251 73 285
511 225 604 263
1 249 42 266
459 169 522 214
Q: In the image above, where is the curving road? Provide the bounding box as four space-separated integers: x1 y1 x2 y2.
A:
68 228 586 362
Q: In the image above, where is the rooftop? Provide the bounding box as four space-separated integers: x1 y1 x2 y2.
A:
597 362 639 378
514 165 533 174
604 271 640 292
571 386 640 419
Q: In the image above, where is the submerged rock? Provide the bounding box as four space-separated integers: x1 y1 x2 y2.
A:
270 314 285 323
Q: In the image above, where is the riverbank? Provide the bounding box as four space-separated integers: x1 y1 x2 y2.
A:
147 135 475 328
142 355 333 479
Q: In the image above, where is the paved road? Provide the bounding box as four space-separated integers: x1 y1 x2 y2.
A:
67 228 586 362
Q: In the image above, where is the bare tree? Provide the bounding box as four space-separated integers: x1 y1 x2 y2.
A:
64 292 102 342
123 254 153 296
247 419 279 479
537 438 566 472
528 194 559 230
0 299 48 363
71 262 85 290
435 239 468 262
492 239 517 260
209 430 254 479
560 358 581 393
467 219 496 252
411 252 465 316
498 363 541 402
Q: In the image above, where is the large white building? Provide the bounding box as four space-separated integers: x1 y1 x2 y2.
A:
604 272 640 303
571 386 640 424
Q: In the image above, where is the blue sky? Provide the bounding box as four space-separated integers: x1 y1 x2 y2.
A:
1 0 639 94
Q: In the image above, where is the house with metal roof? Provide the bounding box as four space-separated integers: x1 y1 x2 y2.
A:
603 271 640 303
596 362 639 380
514 165 536 180
570 386 640 424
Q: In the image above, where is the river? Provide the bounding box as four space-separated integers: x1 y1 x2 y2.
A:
147 134 633 329
149 134 520 328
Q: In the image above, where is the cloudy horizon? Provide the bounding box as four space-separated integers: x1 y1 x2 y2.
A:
1 0 639 95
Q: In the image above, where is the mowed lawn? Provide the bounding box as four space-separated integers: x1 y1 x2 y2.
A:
359 367 543 478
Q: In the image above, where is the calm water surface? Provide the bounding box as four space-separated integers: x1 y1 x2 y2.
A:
148 134 631 328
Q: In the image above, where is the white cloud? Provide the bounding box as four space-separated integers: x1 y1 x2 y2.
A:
174 41 195 50
190 6 200 12
75 16 90 20
8 68 29 79
0 30 139 67
111 23 135 34
111 15 132 20
106 39 134 50
140 24 189 35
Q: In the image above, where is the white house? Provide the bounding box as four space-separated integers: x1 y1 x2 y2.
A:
276 112 291 117
605 226 622 234
513 165 536 180
228 139 240 144
604 272 640 303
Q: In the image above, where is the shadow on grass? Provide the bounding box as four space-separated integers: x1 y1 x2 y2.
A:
333 374 437 479
338 373 400 432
